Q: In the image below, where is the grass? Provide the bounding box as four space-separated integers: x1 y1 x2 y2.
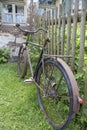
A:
0 62 82 130
0 62 52 130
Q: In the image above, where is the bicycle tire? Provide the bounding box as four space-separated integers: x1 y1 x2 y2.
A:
36 58 80 130
17 45 28 78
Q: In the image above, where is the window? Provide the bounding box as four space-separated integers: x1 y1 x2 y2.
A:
79 0 82 10
3 4 13 23
15 5 24 23
39 0 45 4
2 4 25 23
39 0 54 5
48 0 52 5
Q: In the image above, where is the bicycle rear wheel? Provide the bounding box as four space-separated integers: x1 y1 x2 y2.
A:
36 58 79 130
18 45 28 78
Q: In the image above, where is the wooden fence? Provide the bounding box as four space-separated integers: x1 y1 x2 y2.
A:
30 0 87 99
34 0 87 76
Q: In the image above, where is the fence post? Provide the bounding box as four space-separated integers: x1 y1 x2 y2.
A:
66 0 72 62
51 8 54 54
61 1 65 55
57 4 62 55
0 2 1 23
78 0 86 72
47 10 51 54
54 7 58 55
71 0 79 71
83 63 87 113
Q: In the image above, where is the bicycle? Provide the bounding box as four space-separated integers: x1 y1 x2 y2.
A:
16 24 83 130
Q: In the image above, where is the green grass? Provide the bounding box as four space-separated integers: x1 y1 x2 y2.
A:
0 62 83 130
0 62 52 130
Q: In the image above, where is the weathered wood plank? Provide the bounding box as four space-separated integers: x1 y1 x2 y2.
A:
83 62 87 112
78 0 86 72
54 7 58 55
0 3 1 23
57 4 62 55
61 2 65 55
71 0 79 71
52 8 54 54
66 0 72 61
47 10 51 54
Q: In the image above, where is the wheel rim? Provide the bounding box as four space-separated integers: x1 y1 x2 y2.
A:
18 48 26 77
37 61 73 129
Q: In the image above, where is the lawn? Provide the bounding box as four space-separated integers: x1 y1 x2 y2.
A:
0 62 52 130
0 62 83 130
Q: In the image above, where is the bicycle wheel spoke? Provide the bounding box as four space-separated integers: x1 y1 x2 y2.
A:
36 59 74 129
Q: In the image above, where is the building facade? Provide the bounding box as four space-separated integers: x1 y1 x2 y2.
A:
0 0 45 60
0 0 29 26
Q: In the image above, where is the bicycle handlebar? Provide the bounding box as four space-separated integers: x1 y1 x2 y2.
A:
16 24 48 34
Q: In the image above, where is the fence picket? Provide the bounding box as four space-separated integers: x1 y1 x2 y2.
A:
78 0 86 72
47 10 50 54
71 0 79 71
57 4 62 55
61 2 65 55
66 0 72 63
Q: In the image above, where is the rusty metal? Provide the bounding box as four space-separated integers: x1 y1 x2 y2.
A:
56 58 80 113
43 54 72 58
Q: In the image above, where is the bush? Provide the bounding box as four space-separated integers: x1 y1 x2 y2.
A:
0 48 10 63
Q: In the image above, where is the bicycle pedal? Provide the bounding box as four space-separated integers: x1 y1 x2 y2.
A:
24 77 33 83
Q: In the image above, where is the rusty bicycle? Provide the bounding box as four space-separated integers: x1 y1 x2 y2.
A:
16 24 82 130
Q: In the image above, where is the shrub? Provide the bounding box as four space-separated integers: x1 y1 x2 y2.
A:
0 48 10 63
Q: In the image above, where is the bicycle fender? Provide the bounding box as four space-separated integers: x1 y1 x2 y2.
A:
35 57 80 113
56 58 80 113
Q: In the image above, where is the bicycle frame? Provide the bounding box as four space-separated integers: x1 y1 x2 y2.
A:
25 34 50 82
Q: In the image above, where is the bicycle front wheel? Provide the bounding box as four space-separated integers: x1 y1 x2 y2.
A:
36 58 79 130
18 45 28 78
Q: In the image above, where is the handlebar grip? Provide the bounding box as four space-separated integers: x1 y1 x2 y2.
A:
16 24 20 27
